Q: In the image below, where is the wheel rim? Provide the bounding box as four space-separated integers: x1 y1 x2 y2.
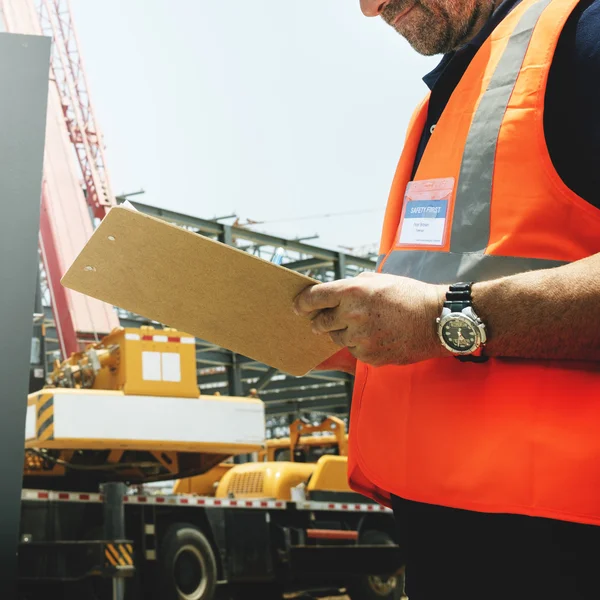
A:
173 544 208 600
367 574 398 597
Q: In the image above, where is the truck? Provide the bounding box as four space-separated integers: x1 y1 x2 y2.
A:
18 324 405 600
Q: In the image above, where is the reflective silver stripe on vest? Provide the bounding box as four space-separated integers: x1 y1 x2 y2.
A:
380 251 565 284
451 0 552 254
381 0 560 282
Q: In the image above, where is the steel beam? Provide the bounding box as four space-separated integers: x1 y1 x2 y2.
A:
0 33 50 597
129 200 376 270
263 394 350 416
196 369 349 390
260 383 348 403
282 257 333 272
253 366 279 391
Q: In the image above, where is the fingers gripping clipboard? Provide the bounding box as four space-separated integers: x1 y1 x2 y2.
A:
61 206 339 376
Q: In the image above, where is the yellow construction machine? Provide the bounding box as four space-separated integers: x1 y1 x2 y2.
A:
175 414 352 501
23 325 265 490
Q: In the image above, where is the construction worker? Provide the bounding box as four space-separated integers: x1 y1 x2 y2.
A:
294 0 600 598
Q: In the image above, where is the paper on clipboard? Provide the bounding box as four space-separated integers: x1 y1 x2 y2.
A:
60 206 339 376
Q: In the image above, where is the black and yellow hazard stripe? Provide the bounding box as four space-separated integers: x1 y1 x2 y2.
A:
36 394 54 442
105 543 134 568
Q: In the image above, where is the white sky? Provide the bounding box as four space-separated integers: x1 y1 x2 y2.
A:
71 1 437 254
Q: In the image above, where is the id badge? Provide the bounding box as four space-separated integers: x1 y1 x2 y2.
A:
397 178 455 247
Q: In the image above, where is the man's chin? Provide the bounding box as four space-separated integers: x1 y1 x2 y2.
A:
395 21 453 56
405 36 447 56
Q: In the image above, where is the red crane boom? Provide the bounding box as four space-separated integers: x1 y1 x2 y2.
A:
38 0 114 220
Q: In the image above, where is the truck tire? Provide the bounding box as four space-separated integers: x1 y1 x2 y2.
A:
159 523 218 600
346 529 405 600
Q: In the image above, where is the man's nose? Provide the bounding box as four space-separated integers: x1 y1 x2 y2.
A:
360 0 389 16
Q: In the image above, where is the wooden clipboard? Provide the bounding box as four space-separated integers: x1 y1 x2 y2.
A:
61 206 339 376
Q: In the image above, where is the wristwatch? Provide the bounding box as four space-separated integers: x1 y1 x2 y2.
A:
436 282 488 361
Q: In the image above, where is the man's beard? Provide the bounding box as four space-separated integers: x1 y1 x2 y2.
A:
381 0 486 56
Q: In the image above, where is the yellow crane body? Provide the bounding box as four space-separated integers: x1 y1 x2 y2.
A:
23 326 265 484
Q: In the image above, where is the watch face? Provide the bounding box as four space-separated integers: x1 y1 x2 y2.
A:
441 316 478 352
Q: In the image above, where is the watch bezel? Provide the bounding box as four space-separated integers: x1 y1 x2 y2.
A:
436 312 484 355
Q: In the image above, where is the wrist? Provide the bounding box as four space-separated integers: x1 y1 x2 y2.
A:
471 279 498 355
436 282 488 359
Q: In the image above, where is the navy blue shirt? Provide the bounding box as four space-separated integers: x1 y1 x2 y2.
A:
413 0 600 209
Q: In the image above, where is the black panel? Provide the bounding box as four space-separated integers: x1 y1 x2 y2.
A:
225 510 274 582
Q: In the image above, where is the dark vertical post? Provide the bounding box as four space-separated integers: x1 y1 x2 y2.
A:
102 482 127 541
229 355 247 464
219 224 234 247
227 353 244 397
0 33 50 598
101 482 127 600
334 251 347 281
218 225 245 404
29 269 46 394
34 266 43 316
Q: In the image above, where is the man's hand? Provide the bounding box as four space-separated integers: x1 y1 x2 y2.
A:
297 252 600 366
294 272 447 367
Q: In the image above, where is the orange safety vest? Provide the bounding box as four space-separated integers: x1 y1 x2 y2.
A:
348 0 600 525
